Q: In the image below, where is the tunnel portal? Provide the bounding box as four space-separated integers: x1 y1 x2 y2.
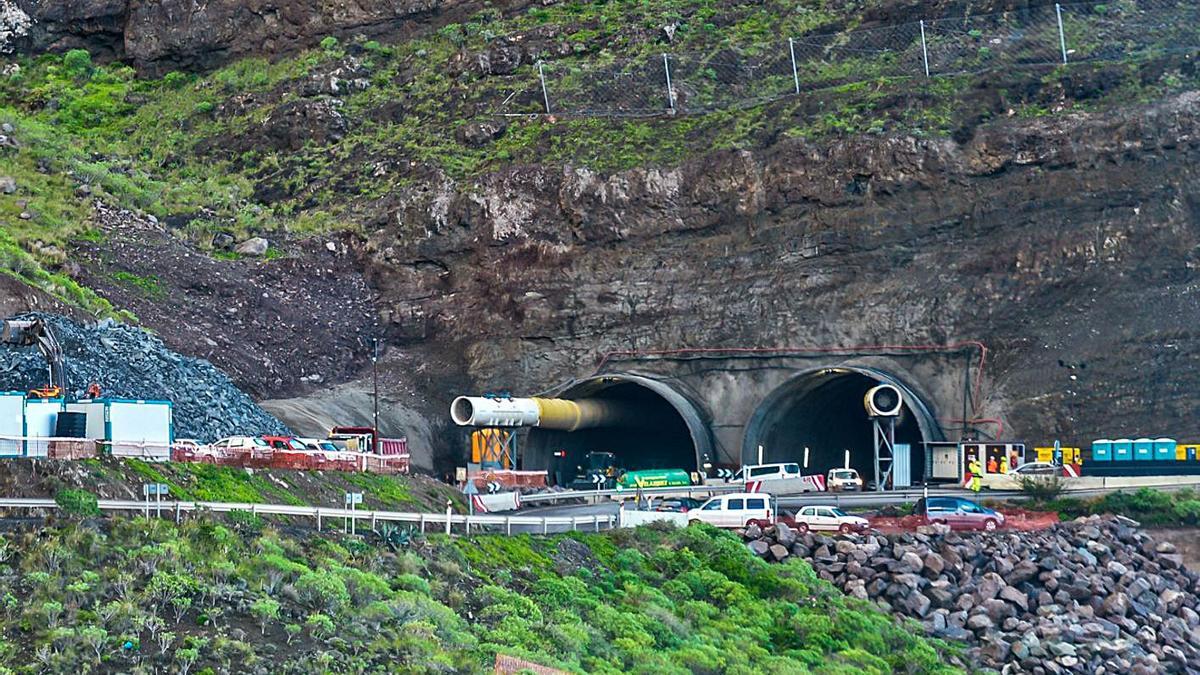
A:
523 375 711 484
743 368 940 484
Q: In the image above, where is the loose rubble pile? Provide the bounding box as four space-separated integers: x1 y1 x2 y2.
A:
745 516 1200 673
0 313 288 441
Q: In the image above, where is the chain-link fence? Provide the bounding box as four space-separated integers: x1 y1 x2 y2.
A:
523 0 1200 117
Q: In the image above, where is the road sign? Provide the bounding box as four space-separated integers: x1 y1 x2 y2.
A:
487 481 501 494
142 483 169 496
716 468 734 481
344 492 363 506
462 480 479 496
590 473 605 486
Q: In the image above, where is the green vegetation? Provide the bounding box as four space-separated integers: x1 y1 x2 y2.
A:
0 517 960 673
0 0 1194 315
1033 487 1200 526
111 271 164 298
53 488 100 518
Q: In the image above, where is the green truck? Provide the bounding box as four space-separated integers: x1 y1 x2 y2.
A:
616 468 693 490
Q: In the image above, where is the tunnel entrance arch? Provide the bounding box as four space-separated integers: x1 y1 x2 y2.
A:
523 374 713 484
742 366 943 484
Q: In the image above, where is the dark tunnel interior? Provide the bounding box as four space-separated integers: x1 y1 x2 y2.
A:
525 382 698 485
755 371 927 484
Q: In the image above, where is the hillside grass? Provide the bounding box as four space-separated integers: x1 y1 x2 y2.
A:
0 517 962 673
1034 487 1200 526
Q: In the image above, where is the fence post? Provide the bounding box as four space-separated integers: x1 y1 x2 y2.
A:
505 516 512 536
788 38 800 94
537 61 551 114
419 513 426 533
919 20 931 77
542 518 548 535
1055 4 1068 64
174 502 181 524
316 508 321 532
445 502 453 536
593 515 600 532
662 53 675 113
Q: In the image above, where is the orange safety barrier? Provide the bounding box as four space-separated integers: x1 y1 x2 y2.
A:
169 443 411 475
471 469 548 490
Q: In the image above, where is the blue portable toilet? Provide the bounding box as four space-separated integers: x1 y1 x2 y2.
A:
1091 439 1113 462
1113 439 1133 461
1189 445 1199 461
1133 438 1154 461
1154 438 1176 461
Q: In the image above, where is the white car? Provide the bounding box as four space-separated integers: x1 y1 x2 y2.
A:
790 505 870 534
687 492 776 528
827 468 863 491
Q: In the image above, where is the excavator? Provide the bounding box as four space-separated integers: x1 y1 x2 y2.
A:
0 318 66 399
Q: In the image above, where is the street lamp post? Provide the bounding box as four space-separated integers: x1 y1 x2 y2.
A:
372 338 380 453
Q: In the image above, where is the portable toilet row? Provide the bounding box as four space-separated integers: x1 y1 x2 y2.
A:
1091 438 1177 462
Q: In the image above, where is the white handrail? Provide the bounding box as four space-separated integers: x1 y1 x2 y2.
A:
0 497 618 535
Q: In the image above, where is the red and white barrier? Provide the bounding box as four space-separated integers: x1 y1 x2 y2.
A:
470 491 521 513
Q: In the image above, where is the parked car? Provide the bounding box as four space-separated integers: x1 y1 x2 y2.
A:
262 436 308 451
297 437 342 452
729 462 802 483
653 497 702 513
687 492 776 528
827 468 863 492
789 505 870 534
210 436 270 451
1012 461 1058 475
916 496 1005 532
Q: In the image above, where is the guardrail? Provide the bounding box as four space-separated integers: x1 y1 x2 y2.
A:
0 498 616 536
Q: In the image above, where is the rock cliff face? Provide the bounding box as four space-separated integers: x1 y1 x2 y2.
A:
367 92 1200 442
8 0 528 72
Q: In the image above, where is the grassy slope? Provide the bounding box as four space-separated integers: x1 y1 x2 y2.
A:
12 457 464 512
0 518 961 674
0 0 1195 316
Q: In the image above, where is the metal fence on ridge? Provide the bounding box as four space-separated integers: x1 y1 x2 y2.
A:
523 0 1200 117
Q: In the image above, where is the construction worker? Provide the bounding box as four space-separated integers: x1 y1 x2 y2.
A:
987 456 998 474
968 458 982 492
1000 456 1009 474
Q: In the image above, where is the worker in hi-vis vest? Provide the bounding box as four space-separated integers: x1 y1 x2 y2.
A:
968 458 982 492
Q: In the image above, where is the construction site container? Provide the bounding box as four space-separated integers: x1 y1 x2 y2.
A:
1090 439 1112 462
1133 438 1154 461
1112 439 1133 461
0 393 23 457
66 399 173 461
24 398 62 457
1154 438 1176 461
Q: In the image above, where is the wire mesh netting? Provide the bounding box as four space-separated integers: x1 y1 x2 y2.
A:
520 0 1200 117
924 5 1065 76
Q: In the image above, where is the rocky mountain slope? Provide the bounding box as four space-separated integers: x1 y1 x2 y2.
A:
0 0 1198 469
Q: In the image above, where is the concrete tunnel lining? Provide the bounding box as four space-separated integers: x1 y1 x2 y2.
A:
742 366 944 482
522 373 714 479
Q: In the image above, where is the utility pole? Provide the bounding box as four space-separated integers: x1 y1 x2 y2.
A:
372 338 380 453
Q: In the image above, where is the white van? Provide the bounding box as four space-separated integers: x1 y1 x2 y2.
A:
687 492 776 528
730 463 801 483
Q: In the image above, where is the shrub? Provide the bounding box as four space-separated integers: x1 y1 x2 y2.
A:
305 612 335 639
194 101 215 115
295 570 350 612
62 50 93 77
55 489 100 518
319 36 339 52
162 71 190 89
1015 474 1065 501
227 509 265 534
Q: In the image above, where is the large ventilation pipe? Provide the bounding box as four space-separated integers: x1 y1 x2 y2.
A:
450 396 642 432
